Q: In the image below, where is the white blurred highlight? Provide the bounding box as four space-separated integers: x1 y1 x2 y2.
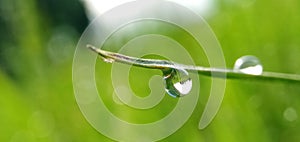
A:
82 0 215 20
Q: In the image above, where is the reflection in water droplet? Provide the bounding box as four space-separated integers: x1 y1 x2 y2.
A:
234 55 263 75
163 68 192 97
283 107 298 122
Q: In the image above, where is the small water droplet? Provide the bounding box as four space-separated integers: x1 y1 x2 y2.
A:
163 68 192 97
103 58 115 63
234 55 263 75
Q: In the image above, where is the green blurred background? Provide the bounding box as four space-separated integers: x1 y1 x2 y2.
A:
0 0 300 141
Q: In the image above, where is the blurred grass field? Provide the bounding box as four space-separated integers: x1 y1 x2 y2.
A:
0 0 300 141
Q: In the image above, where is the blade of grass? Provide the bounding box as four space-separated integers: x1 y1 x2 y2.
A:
87 44 300 83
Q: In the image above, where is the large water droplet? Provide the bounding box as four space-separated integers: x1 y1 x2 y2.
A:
163 68 192 97
234 55 263 75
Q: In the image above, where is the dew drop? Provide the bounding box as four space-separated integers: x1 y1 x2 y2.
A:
163 68 192 97
234 55 263 75
103 58 115 63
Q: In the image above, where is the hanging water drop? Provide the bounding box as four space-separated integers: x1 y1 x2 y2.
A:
234 55 263 75
163 68 192 97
